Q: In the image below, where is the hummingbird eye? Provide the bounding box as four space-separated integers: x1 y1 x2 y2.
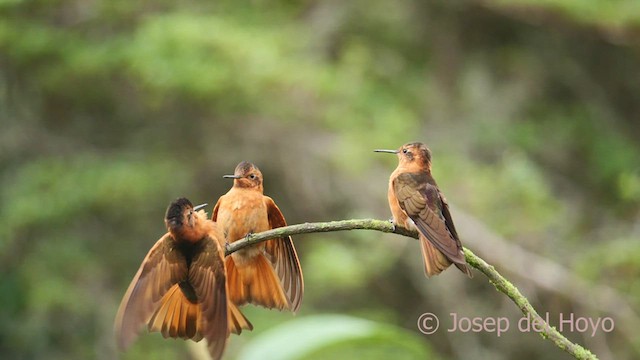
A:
249 174 256 179
402 148 408 154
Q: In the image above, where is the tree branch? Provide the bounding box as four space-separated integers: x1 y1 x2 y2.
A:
225 218 598 360
463 248 596 359
452 208 640 351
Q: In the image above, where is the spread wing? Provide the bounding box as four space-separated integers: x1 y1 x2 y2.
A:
188 235 228 359
263 196 304 312
114 233 187 350
393 172 466 265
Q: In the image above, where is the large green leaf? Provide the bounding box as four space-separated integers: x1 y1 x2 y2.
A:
237 314 435 360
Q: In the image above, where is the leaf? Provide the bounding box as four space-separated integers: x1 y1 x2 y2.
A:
236 314 434 360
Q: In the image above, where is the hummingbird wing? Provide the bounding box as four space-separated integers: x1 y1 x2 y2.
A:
211 197 221 221
210 197 228 249
393 172 467 265
437 191 460 243
438 191 473 277
263 196 304 312
114 233 188 350
188 234 229 360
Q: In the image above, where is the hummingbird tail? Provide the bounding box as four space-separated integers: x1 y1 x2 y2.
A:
225 254 289 311
227 302 253 335
419 234 473 278
148 284 203 341
420 234 452 277
455 263 474 278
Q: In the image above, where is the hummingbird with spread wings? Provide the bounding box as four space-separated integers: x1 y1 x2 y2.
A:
212 161 304 312
114 198 251 360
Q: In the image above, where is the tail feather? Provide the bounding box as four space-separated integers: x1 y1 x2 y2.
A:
455 262 473 278
420 235 452 277
228 302 253 335
148 284 203 341
167 291 180 337
226 255 288 310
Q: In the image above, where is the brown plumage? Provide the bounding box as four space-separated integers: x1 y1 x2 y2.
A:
212 161 304 312
375 143 473 278
114 198 251 360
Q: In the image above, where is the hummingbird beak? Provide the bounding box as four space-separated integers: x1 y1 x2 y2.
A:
223 174 241 179
374 149 399 154
193 203 208 211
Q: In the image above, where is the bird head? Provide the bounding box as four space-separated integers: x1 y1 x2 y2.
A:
375 142 432 169
223 161 264 191
165 197 208 238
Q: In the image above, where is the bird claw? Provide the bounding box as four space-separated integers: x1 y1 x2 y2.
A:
388 218 396 231
224 242 231 252
244 232 254 241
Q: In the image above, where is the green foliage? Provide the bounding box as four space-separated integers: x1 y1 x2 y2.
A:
437 150 566 240
1 155 184 249
491 0 640 27
304 231 400 291
576 238 640 309
127 14 314 115
509 108 640 211
237 315 434 360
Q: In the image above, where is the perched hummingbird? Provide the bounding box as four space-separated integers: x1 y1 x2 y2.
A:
375 143 472 278
212 161 304 312
114 198 251 360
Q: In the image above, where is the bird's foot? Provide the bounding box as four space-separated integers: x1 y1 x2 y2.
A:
244 232 254 242
388 218 396 231
225 242 231 252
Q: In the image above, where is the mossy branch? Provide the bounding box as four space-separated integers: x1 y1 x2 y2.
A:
225 218 598 360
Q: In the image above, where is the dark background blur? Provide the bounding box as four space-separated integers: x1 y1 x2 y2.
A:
1 1 639 359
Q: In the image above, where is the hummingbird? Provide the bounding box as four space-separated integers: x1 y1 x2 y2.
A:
114 198 251 360
375 143 472 278
212 161 304 312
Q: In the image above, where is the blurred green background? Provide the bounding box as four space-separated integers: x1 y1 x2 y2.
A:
1 0 639 359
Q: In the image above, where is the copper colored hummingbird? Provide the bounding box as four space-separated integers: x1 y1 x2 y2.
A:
212 161 304 312
114 198 251 360
375 143 472 278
